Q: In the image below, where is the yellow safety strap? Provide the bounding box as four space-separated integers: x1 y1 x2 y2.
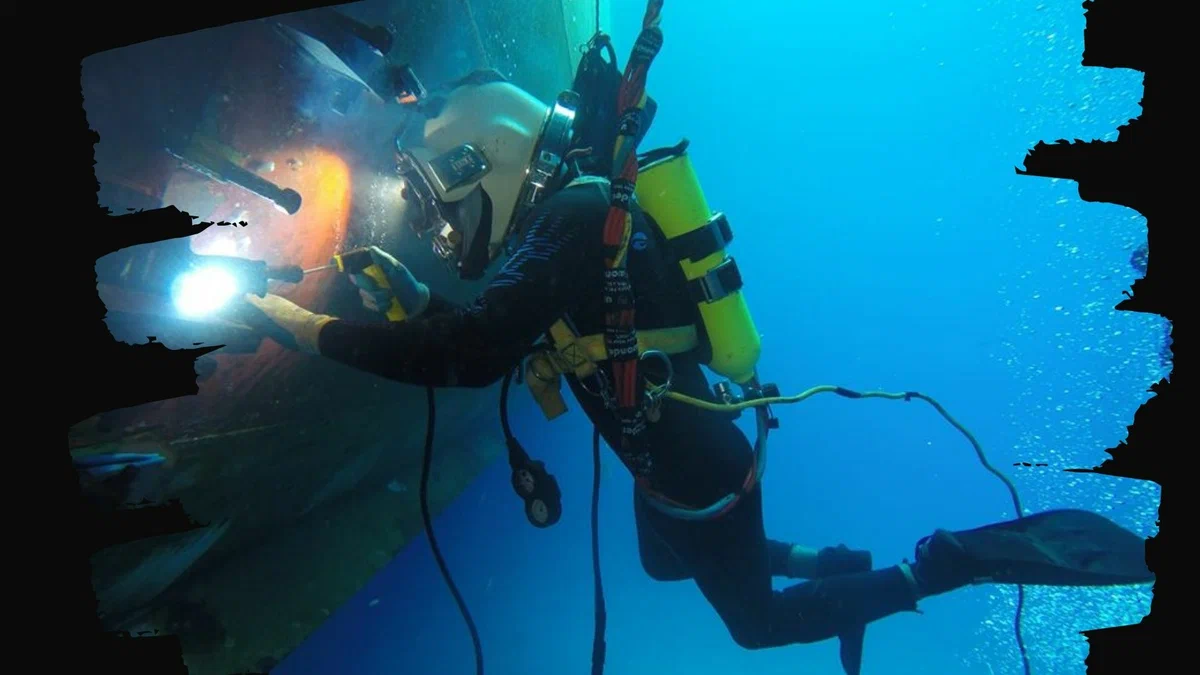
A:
545 319 698 380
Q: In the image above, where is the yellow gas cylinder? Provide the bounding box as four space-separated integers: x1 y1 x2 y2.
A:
635 142 762 385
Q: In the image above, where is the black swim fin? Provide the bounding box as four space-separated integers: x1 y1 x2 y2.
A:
818 545 873 675
838 624 865 675
929 509 1154 588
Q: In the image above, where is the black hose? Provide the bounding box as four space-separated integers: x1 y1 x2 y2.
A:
590 426 607 675
500 370 515 438
499 364 607 673
1017 586 1030 675
420 385 484 675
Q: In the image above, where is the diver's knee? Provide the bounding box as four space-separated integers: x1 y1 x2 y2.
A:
641 558 689 582
728 628 766 651
726 618 776 650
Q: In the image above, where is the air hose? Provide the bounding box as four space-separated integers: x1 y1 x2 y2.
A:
590 426 607 675
425 373 1032 675
420 386 484 675
658 383 1032 675
419 370 605 675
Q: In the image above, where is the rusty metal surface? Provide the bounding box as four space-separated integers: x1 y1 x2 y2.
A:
75 2 596 671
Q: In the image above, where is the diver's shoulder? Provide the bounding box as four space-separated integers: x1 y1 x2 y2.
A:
518 175 611 235
549 175 612 211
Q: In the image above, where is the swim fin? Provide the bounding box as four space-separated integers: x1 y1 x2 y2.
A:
816 545 873 675
838 624 865 675
920 508 1154 591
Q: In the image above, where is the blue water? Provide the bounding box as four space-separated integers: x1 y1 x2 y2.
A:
276 1 1161 673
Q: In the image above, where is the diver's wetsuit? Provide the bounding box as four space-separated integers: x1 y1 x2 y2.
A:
318 179 918 649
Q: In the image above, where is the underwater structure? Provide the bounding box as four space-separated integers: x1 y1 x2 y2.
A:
71 2 607 672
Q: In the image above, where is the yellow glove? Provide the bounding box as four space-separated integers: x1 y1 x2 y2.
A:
242 293 337 354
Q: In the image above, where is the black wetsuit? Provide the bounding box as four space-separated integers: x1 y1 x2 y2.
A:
318 180 918 649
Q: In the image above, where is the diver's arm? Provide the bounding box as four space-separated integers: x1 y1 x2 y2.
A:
423 292 466 315
315 206 593 388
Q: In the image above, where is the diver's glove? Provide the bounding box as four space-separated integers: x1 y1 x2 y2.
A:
348 246 430 318
242 293 337 354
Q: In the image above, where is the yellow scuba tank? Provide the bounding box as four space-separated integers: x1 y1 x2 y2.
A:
634 140 762 385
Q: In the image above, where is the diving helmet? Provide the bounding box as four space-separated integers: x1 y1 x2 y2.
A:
394 79 579 280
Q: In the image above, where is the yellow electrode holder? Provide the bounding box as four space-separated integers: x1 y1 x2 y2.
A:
333 248 408 322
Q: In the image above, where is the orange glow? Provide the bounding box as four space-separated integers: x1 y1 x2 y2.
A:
254 146 351 312
160 145 357 405
184 145 352 313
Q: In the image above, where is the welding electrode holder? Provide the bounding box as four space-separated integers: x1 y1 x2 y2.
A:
331 248 408 322
191 255 304 298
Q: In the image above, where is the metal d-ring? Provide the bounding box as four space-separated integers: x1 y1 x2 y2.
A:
579 367 612 406
639 350 674 397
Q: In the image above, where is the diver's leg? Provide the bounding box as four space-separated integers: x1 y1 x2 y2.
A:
783 544 873 579
636 487 806 579
768 539 800 577
763 508 1159 649
757 517 1138 647
768 567 921 645
638 484 778 649
753 510 1155 648
633 488 691 581
657 497 1153 654
643 485 919 650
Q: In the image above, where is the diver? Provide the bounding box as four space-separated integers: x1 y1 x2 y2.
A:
242 77 1154 670
1130 242 1173 370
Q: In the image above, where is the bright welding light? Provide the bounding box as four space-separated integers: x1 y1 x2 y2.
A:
172 266 240 318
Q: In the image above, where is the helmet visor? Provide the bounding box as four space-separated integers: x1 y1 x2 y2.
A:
394 142 491 263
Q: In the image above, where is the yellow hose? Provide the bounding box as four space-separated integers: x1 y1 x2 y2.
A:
659 382 1031 675
662 385 1024 515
